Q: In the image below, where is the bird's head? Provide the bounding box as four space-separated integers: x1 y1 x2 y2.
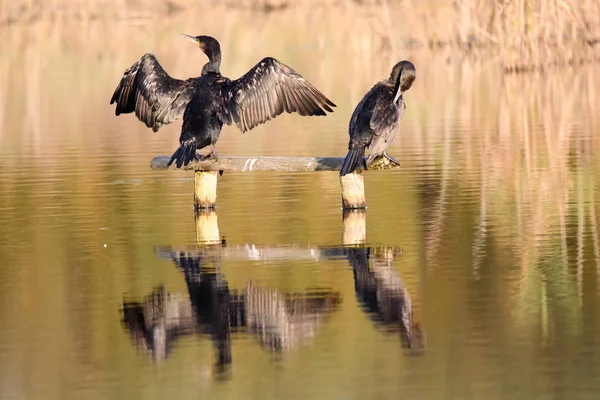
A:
181 34 221 72
389 60 416 103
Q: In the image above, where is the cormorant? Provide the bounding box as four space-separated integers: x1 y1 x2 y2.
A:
110 35 336 168
339 61 416 176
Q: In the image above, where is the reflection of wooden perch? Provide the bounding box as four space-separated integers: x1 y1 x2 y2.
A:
195 210 220 243
156 244 368 262
151 155 401 209
342 210 366 245
244 283 341 352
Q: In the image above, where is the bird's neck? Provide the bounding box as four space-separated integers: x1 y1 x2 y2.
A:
202 53 221 75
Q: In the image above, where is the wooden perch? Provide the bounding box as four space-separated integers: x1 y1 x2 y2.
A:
151 156 346 172
150 155 401 209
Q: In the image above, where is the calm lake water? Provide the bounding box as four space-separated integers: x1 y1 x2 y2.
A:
1 9 600 400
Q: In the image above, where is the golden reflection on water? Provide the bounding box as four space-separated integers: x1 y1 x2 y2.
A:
0 7 600 399
123 241 419 371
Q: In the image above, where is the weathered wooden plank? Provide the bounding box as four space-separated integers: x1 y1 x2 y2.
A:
150 155 402 172
151 155 342 172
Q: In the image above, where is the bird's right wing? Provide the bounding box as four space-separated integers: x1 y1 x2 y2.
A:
110 53 198 132
221 57 336 133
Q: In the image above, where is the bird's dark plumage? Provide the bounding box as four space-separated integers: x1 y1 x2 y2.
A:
223 57 335 133
339 147 366 176
110 54 199 133
339 60 415 176
110 35 336 168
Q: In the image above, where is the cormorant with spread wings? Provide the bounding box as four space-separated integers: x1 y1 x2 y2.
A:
339 61 416 176
110 35 336 168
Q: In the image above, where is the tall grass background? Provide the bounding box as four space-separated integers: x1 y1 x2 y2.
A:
2 0 599 70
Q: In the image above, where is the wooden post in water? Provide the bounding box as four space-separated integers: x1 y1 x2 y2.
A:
194 171 218 209
151 155 401 209
339 172 366 209
195 210 220 243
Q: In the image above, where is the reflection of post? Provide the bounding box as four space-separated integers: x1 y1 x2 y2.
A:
339 171 366 209
195 210 220 244
342 210 366 245
195 171 218 209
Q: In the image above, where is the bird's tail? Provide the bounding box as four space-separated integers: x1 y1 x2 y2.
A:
340 147 366 176
167 142 197 169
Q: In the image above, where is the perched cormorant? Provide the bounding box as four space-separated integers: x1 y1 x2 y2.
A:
110 35 336 168
339 61 416 176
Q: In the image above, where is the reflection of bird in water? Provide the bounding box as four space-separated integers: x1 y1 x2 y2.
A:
340 61 416 176
121 253 243 368
173 252 244 368
121 285 194 363
174 252 340 355
245 282 341 352
110 34 336 168
122 249 340 369
347 247 423 350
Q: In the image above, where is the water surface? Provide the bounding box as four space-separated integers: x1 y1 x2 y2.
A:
1 11 600 400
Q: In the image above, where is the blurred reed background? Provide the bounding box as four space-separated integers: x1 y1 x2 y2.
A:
2 0 599 70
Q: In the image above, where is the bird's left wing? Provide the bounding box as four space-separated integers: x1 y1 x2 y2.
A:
221 57 336 133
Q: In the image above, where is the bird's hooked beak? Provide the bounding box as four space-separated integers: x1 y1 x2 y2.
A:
394 87 403 104
181 34 201 48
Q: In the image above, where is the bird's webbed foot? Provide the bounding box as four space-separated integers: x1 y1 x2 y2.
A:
382 151 400 166
204 150 218 161
366 151 401 171
205 145 219 161
195 151 219 162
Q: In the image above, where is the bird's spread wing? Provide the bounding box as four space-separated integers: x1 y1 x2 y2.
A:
367 94 405 159
110 53 198 132
221 57 336 133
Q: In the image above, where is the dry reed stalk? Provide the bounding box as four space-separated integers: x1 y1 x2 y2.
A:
2 0 598 71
